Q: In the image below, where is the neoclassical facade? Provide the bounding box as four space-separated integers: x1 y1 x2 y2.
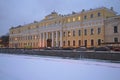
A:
9 7 119 48
104 15 120 47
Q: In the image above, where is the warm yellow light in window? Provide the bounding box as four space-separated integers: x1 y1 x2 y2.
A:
73 18 75 22
68 19 70 22
35 35 37 39
78 16 81 20
46 23 48 26
15 38 17 41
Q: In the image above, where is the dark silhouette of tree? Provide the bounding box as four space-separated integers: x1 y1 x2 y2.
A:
0 33 9 47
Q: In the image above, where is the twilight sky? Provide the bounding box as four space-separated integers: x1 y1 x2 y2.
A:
0 0 120 36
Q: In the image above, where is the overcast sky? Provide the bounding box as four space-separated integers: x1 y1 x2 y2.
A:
0 0 120 36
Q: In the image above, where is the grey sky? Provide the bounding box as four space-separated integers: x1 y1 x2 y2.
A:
0 0 120 36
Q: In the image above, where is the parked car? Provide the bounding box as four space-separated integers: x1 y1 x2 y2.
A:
113 47 120 51
75 46 87 51
44 47 52 50
62 47 73 50
95 47 110 51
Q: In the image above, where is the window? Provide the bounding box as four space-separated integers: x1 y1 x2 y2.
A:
68 31 71 37
91 39 94 46
78 40 81 46
98 28 101 34
84 15 87 19
98 12 101 17
90 14 93 18
84 29 87 35
73 18 75 22
63 32 65 37
63 41 65 46
68 41 70 46
73 40 75 46
98 39 101 46
41 33 43 39
68 19 70 22
91 28 94 35
114 38 118 43
78 30 81 36
78 16 81 20
114 26 118 33
73 30 75 36
84 40 87 47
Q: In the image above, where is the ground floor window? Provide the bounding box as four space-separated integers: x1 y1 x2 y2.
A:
114 37 118 43
73 40 75 46
63 41 65 46
68 41 70 46
84 40 87 47
98 39 101 46
91 39 94 46
78 40 81 46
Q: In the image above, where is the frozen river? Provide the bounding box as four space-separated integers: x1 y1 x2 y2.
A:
0 53 120 80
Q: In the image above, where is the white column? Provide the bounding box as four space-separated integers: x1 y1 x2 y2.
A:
60 30 63 47
46 32 48 40
42 32 45 47
56 31 58 47
46 32 48 47
52 32 54 47
39 33 41 48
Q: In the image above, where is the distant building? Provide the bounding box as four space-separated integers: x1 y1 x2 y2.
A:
9 7 119 48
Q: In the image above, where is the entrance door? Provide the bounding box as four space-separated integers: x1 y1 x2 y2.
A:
47 39 52 47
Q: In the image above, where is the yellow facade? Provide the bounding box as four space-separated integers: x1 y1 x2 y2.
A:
9 7 117 48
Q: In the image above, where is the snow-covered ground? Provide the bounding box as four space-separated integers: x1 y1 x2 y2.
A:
0 53 120 80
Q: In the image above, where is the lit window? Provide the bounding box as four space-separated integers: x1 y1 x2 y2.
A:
15 38 17 41
46 23 48 26
78 16 81 20
73 18 75 22
68 31 71 37
35 35 37 40
68 19 70 22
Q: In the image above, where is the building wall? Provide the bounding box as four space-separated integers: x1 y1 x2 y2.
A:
9 7 117 48
104 16 120 47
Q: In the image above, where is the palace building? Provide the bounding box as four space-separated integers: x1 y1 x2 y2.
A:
9 7 120 48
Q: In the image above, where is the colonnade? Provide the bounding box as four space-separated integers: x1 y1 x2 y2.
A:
39 30 63 48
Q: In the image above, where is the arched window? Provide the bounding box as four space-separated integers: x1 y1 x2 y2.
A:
78 40 81 46
90 14 93 18
68 41 70 46
98 39 101 46
73 40 75 46
63 41 65 46
98 12 101 17
91 39 94 46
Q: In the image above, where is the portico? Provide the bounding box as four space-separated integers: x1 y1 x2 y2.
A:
39 30 62 48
